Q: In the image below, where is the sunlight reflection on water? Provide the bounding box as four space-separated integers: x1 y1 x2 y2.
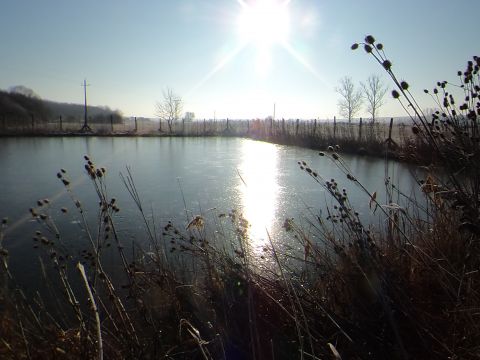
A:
238 140 280 251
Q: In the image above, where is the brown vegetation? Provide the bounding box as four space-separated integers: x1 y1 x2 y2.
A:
0 38 479 359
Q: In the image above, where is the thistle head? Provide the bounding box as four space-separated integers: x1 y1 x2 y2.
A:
400 81 409 90
364 35 376 44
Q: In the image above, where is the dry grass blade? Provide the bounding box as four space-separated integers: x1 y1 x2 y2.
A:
179 319 212 360
327 343 342 360
77 262 103 360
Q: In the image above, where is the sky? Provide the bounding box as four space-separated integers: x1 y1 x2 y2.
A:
1 0 479 120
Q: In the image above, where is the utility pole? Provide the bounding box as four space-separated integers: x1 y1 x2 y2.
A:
80 79 92 132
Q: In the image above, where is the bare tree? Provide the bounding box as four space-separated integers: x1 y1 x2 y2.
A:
361 74 388 123
336 76 363 122
155 87 183 133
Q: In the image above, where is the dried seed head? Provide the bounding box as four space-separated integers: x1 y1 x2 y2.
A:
376 43 383 50
364 35 375 44
364 44 373 53
351 43 359 50
400 81 409 90
392 90 400 99
382 60 392 70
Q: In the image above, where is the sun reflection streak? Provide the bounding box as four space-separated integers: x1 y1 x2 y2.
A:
280 41 330 87
186 42 247 97
237 140 280 250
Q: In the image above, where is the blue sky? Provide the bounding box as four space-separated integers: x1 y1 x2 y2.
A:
1 0 479 119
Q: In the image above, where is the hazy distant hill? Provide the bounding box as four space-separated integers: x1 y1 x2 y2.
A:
0 88 122 126
0 89 51 124
44 99 123 124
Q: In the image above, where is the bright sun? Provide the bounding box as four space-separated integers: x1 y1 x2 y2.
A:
237 0 290 49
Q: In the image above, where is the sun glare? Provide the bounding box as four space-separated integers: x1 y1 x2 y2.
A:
237 0 290 48
238 140 280 250
188 0 323 93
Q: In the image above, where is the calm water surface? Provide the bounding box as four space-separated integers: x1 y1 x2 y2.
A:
0 137 421 280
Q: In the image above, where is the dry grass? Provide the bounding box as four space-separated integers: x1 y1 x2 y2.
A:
1 40 479 359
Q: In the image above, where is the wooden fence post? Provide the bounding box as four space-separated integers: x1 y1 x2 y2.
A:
59 115 63 131
295 119 299 136
282 118 285 136
203 118 206 134
333 116 337 140
388 117 394 141
359 117 363 140
247 120 250 134
31 114 34 130
226 118 229 132
134 117 138 132
313 119 317 136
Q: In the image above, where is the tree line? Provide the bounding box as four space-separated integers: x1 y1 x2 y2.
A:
0 86 123 127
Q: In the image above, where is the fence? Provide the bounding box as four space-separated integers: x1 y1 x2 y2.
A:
0 115 412 150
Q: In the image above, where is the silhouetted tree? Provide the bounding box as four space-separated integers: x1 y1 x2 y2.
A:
361 74 387 123
155 88 183 133
336 76 363 123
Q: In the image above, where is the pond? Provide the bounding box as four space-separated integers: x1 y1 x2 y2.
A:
0 136 422 283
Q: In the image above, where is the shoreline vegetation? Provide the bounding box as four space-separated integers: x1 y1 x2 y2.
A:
1 37 480 359
0 117 417 163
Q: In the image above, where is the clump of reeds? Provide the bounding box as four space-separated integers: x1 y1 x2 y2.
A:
352 36 480 234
